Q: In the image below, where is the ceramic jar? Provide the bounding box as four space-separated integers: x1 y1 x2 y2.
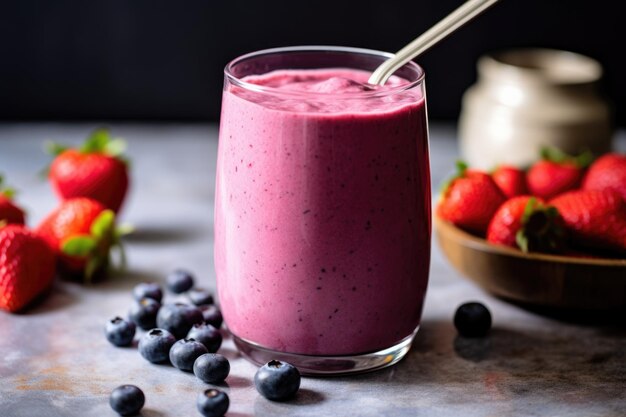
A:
459 48 613 169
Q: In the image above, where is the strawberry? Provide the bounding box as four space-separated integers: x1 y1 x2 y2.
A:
36 198 124 281
0 175 25 225
526 147 592 200
582 153 626 202
47 129 129 213
0 224 56 312
550 189 626 254
438 162 506 234
487 196 565 253
491 165 528 198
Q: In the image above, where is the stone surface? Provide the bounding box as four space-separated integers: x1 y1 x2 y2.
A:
0 123 624 417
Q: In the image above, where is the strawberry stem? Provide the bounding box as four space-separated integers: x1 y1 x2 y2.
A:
58 209 128 283
79 129 127 158
44 141 70 157
540 147 567 163
0 174 17 199
517 198 565 253
440 160 470 194
61 235 98 257
521 197 539 224
515 229 529 253
91 210 115 238
44 129 128 163
114 242 128 271
540 146 593 168
42 129 130 181
456 160 469 176
85 256 103 283
574 150 594 168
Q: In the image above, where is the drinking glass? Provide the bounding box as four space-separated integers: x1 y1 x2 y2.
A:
215 46 431 375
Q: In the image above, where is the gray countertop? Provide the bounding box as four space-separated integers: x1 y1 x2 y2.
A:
0 123 624 417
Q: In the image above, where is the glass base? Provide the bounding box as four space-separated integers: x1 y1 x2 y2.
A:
232 328 419 376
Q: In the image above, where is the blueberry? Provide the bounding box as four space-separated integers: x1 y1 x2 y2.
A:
138 328 176 363
156 303 204 339
199 304 223 329
105 317 136 347
254 360 301 401
167 269 194 293
132 282 163 302
169 338 208 371
109 384 145 416
454 302 492 337
193 353 230 384
188 288 214 306
197 389 229 417
187 323 222 353
129 298 161 330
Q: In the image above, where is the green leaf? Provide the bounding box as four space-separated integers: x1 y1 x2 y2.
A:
540 146 568 163
78 128 128 160
104 138 127 157
61 235 97 257
115 223 135 238
518 199 567 254
545 206 560 219
84 256 103 283
515 229 529 253
439 160 469 194
455 160 468 176
0 187 15 199
0 174 16 199
521 197 539 224
541 146 593 168
42 141 69 178
90 210 115 239
574 150 594 168
44 141 69 156
81 128 111 153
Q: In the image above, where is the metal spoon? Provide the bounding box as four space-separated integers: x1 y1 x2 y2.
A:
368 0 501 86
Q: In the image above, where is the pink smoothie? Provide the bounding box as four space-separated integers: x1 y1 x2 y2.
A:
215 68 430 355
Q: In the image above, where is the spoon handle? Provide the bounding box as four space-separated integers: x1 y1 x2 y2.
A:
368 0 500 85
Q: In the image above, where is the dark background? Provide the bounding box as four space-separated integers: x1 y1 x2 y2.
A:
1 0 624 125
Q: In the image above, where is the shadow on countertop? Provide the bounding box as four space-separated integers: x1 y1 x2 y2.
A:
501 299 626 328
254 388 326 415
124 223 210 244
341 319 625 402
18 280 79 315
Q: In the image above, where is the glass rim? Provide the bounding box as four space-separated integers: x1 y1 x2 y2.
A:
224 45 426 99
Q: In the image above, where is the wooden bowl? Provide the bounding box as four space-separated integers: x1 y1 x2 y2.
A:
434 216 626 311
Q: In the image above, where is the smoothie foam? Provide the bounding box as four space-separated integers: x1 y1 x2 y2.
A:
215 68 430 355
